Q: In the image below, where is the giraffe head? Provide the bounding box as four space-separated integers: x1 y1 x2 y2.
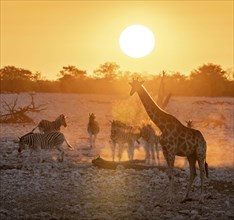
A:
129 79 145 96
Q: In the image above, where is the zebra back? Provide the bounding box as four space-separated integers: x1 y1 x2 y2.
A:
110 120 140 144
38 114 67 133
87 113 100 135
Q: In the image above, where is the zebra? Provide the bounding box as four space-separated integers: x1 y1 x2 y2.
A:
32 114 67 133
140 124 160 165
87 113 100 148
110 120 141 161
18 131 73 164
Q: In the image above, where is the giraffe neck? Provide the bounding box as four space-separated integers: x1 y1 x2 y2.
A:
137 85 174 132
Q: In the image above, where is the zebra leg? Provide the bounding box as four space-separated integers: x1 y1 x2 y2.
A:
23 149 33 167
151 142 155 165
118 144 123 162
155 142 160 166
56 146 64 162
39 150 44 163
89 133 93 148
111 142 116 161
127 143 131 161
144 142 150 164
93 134 97 148
130 143 135 161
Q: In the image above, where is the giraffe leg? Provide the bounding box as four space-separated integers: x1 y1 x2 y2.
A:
197 158 205 203
162 147 175 203
182 155 196 203
167 157 175 204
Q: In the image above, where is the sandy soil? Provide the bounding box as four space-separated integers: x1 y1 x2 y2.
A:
0 93 233 219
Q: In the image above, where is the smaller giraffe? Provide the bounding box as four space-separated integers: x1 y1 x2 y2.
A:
186 120 193 128
140 124 160 165
87 113 100 148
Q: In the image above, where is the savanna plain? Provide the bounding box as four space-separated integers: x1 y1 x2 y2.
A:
0 92 233 220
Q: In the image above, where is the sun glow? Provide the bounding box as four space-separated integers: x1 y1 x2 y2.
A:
119 25 155 58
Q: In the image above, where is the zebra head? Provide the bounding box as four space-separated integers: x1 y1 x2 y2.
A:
18 132 33 153
129 79 145 96
56 114 67 128
89 113 96 122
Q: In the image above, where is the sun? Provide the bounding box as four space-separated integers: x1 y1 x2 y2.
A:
119 25 155 58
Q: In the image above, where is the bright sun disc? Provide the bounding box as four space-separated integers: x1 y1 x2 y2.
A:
119 25 155 58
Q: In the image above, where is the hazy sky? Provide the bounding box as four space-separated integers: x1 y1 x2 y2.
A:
1 1 233 80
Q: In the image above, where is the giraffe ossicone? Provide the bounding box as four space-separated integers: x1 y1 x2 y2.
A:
129 79 208 203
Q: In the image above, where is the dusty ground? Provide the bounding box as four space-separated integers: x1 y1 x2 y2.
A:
0 93 233 219
0 137 233 220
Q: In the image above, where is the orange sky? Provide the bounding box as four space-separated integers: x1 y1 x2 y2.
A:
1 1 233 80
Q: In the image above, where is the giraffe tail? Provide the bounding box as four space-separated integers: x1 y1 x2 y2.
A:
205 161 209 178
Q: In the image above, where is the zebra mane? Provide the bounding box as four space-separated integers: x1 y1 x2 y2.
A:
19 131 34 140
56 114 65 121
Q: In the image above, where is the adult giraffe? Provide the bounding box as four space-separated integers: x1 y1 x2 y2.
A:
129 79 208 203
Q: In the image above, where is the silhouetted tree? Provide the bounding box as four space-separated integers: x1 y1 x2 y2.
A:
58 65 87 80
190 63 228 96
0 66 34 81
0 63 233 96
93 62 120 81
0 66 39 92
31 71 44 81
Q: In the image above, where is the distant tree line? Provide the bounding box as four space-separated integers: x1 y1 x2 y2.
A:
0 62 233 96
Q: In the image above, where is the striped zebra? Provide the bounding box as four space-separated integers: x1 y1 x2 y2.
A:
110 120 141 161
140 124 160 165
32 114 67 133
87 113 100 148
18 131 73 164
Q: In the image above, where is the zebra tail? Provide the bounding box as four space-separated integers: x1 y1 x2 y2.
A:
64 138 73 150
205 161 209 178
68 144 74 150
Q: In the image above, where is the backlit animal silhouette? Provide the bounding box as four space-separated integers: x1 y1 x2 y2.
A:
87 113 100 148
140 124 160 165
110 120 140 161
129 79 208 203
32 114 67 133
